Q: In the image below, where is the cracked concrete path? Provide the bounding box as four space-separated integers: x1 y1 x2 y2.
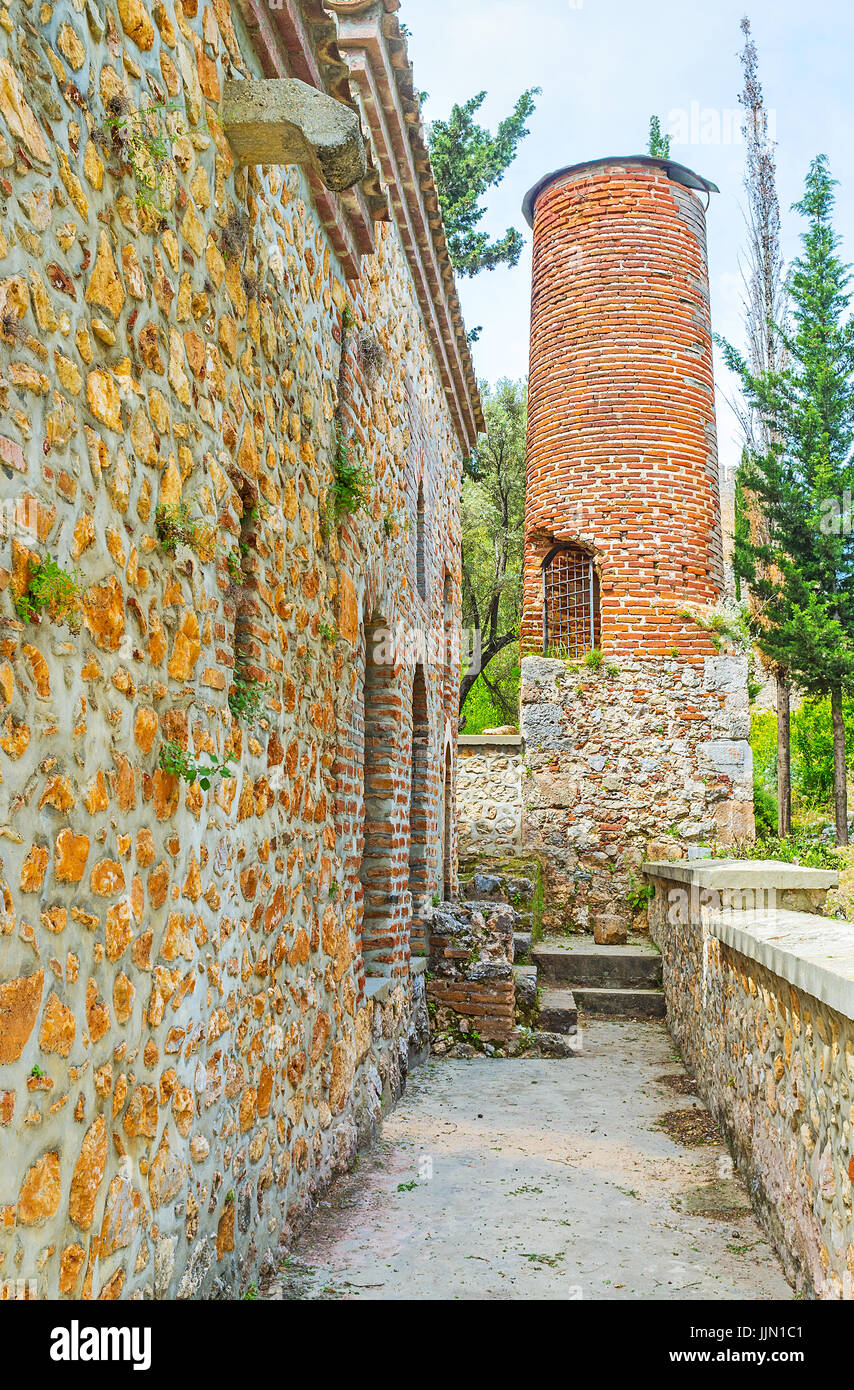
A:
269 1020 793 1301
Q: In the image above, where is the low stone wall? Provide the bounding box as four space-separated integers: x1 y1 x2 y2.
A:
645 858 854 1299
457 736 524 860
427 901 516 1052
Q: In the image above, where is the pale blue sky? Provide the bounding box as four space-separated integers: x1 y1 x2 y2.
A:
402 0 854 474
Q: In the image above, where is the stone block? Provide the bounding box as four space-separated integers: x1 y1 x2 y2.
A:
222 78 366 191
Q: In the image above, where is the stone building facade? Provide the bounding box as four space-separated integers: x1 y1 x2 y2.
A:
0 0 480 1299
518 157 754 940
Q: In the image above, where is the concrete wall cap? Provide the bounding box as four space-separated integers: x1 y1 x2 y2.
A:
642 858 839 890
711 908 854 1021
458 735 524 748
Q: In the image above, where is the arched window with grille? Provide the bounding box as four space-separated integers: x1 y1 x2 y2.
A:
542 545 600 658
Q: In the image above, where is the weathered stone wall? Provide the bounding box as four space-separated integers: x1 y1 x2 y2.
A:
0 0 476 1299
647 861 854 1298
427 898 516 1051
521 652 754 937
456 734 523 861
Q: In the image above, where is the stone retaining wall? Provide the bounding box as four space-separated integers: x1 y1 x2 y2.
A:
457 735 523 861
645 858 854 1298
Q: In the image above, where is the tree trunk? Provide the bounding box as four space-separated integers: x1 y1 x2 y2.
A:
776 671 791 838
831 686 849 846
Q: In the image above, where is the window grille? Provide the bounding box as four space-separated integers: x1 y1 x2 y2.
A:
542 547 599 658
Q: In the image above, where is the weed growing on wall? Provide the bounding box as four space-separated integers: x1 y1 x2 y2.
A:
228 660 264 726
103 95 184 211
155 502 218 562
325 428 372 530
158 740 235 791
14 555 81 631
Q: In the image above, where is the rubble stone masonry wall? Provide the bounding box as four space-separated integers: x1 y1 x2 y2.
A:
0 0 475 1298
647 862 854 1299
456 735 523 862
521 652 754 934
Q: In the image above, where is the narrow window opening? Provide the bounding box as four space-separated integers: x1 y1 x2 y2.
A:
542 545 601 658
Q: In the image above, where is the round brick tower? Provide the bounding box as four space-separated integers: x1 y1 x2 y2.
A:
518 157 754 943
521 155 724 658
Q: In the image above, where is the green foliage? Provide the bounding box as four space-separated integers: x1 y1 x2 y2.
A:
752 696 854 815
627 873 654 912
582 647 604 671
714 831 842 872
791 695 854 803
103 97 183 211
460 378 526 716
318 622 338 644
461 647 520 733
720 156 854 706
155 500 193 554
158 739 235 791
228 660 264 727
428 89 539 276
326 428 371 529
14 554 81 630
647 115 671 159
30 1064 45 1079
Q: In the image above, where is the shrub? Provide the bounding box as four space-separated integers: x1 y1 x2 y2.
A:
158 740 235 791
326 428 371 528
228 662 264 726
14 555 81 630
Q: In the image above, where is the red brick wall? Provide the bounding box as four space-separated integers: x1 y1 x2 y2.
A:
522 161 725 660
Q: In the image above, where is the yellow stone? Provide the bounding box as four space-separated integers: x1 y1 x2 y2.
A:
56 149 88 218
55 350 82 395
28 269 57 332
87 369 122 432
85 230 125 319
68 1116 107 1229
18 1152 61 1225
57 21 86 70
117 0 155 49
83 139 104 191
0 59 50 163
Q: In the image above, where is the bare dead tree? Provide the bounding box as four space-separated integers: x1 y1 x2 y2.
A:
736 15 792 835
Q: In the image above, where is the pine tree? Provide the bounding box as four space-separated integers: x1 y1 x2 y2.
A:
428 89 539 277
722 156 854 844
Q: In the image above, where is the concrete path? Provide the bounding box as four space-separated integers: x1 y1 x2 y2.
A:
270 1020 793 1301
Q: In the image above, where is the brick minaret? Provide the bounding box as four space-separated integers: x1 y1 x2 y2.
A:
518 157 754 942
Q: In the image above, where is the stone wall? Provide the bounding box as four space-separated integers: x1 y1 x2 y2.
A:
0 0 478 1299
521 651 754 938
646 858 854 1299
457 734 523 862
427 898 516 1052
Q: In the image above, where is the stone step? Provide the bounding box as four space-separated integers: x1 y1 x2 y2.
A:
537 987 578 1033
533 939 662 990
572 986 666 1021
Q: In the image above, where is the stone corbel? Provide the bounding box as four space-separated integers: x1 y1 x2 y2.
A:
221 78 367 192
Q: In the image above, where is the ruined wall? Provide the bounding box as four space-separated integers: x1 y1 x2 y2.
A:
0 0 469 1299
456 734 523 862
519 158 753 937
522 652 754 936
647 862 854 1299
